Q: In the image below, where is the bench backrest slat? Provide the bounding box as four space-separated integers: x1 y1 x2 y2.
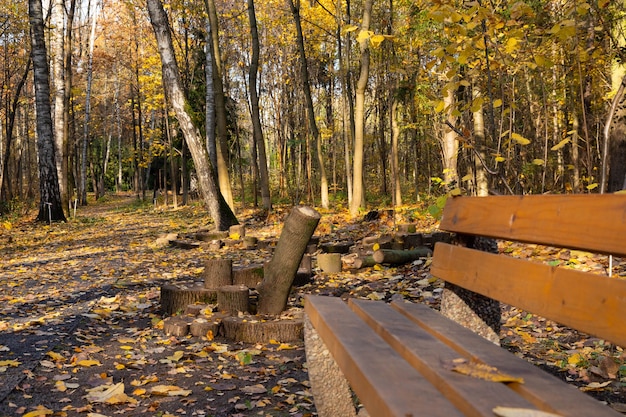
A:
439 195 626 257
431 242 626 348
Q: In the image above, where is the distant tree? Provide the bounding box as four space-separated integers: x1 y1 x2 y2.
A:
147 0 238 230
28 0 66 222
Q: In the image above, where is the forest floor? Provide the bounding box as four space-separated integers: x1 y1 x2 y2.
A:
0 193 625 417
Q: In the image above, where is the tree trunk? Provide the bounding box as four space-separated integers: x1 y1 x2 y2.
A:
29 0 66 223
147 0 238 231
349 0 373 217
288 0 329 209
257 206 320 315
473 90 488 196
80 4 98 206
204 0 235 212
51 0 68 214
205 16 217 170
442 84 459 186
248 0 271 211
391 94 402 206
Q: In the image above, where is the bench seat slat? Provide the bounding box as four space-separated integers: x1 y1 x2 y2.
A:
439 195 626 257
348 298 537 415
431 243 626 349
305 295 465 417
391 300 623 417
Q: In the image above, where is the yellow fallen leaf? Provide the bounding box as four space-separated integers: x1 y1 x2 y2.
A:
22 406 54 417
55 380 67 392
0 359 21 367
85 382 136 404
150 385 192 396
493 406 562 417
167 350 184 362
568 353 583 365
119 346 133 351
451 360 524 384
132 388 147 396
47 351 65 362
116 337 136 344
76 359 101 367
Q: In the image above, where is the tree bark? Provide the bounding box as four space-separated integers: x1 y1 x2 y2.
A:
51 0 68 213
204 0 235 212
248 0 271 211
258 206 320 315
29 0 66 223
442 84 459 186
288 0 329 209
147 0 238 231
349 0 373 216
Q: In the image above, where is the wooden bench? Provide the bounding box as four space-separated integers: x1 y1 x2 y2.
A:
304 194 626 417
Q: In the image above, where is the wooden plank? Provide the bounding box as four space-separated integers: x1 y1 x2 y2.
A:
304 295 464 417
392 301 623 417
431 243 626 350
348 299 536 416
439 195 626 257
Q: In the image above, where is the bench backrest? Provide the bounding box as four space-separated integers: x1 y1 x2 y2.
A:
431 194 626 348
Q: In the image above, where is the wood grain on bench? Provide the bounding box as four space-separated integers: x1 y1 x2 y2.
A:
440 194 626 256
431 243 626 348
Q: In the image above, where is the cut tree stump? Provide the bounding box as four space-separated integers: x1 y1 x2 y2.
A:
372 247 432 265
190 317 222 338
217 285 250 315
222 316 304 343
160 283 217 315
243 236 258 249
317 253 342 273
163 316 192 337
233 265 264 288
229 224 246 238
203 258 233 289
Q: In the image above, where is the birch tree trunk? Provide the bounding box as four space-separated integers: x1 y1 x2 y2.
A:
204 0 235 212
349 0 373 217
205 17 217 170
442 85 458 186
473 90 488 196
29 0 66 222
147 0 238 231
288 0 328 209
80 3 98 205
51 0 68 213
248 0 271 211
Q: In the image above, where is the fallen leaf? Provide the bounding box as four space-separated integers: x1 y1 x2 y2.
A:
451 360 524 384
22 405 54 417
150 385 192 396
85 382 136 404
241 384 266 394
76 359 101 367
493 406 562 417
0 359 21 367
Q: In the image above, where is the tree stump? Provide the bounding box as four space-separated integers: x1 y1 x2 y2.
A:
317 253 342 273
160 283 217 315
319 241 354 254
233 265 264 288
217 285 250 315
229 224 246 238
163 317 192 337
257 206 321 315
243 236 258 249
222 316 304 343
203 258 233 289
190 317 222 338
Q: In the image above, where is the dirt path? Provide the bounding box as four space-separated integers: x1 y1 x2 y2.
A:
0 196 313 417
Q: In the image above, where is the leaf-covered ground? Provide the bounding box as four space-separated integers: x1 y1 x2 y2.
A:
0 194 625 417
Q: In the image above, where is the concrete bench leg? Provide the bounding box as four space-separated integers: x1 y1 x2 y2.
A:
304 315 358 417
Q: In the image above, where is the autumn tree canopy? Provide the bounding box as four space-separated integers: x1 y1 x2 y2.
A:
2 0 626 222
